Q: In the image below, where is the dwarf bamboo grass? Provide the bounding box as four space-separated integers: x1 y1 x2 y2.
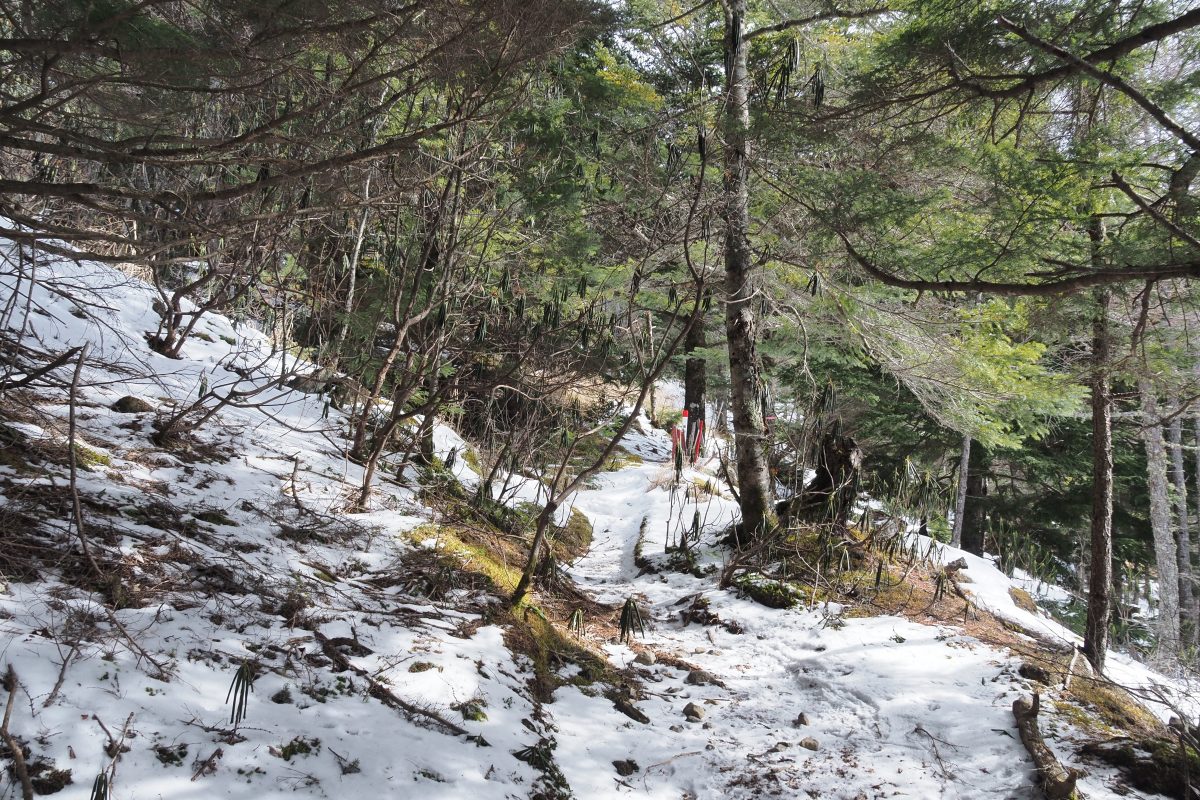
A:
619 597 645 643
90 774 109 800
226 661 255 728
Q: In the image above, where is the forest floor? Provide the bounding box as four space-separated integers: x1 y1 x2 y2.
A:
0 243 1197 800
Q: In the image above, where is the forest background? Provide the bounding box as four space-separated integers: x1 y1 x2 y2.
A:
2 0 1200 677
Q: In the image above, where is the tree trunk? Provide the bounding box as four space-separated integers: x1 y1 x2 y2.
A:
1167 398 1194 648
961 442 987 556
1193 412 1200 646
1139 379 1181 660
683 315 706 462
331 172 373 370
1083 287 1113 673
415 371 439 467
951 434 971 549
722 0 775 540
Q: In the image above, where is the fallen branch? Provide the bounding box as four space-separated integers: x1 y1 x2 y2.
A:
43 642 79 708
312 630 467 736
1063 648 1087 692
0 345 82 392
190 747 223 781
66 344 171 680
1 666 34 800
1013 692 1083 800
911 723 957 781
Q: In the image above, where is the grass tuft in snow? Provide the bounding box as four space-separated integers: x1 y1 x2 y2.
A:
618 597 644 643
226 661 255 729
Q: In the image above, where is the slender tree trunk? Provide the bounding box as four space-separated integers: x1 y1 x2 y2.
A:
1139 380 1181 661
1193 412 1200 646
417 373 438 467
961 443 987 556
713 395 729 436
1167 398 1194 648
951 434 971 548
331 172 373 369
1083 288 1113 673
684 316 706 462
722 0 775 539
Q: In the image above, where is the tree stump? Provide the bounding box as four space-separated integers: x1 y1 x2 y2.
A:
778 428 862 529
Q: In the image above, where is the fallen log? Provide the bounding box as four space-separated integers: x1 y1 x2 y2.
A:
1013 692 1082 800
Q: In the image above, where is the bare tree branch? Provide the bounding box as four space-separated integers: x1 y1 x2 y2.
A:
996 15 1200 152
838 232 1200 296
743 6 890 41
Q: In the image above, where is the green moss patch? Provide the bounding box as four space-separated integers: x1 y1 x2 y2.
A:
733 575 805 609
73 443 112 469
403 524 522 594
551 508 593 560
275 736 321 761
1009 587 1038 613
1065 676 1163 738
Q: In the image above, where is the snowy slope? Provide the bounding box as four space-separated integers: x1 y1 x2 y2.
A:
1 238 1192 800
0 241 564 799
554 456 1041 799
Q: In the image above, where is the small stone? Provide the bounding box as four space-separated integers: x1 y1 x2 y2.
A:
612 697 650 725
612 759 639 776
669 724 684 733
772 742 789 752
685 669 717 686
112 395 154 413
793 712 811 727
634 651 656 665
799 737 819 751
682 702 705 721
1018 663 1053 684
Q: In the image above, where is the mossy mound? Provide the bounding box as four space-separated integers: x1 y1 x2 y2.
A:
733 575 805 609
1065 675 1163 738
402 524 522 596
1081 736 1200 799
1008 587 1038 613
112 395 154 413
551 508 593 560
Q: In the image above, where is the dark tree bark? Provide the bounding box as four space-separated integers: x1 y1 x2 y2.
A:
960 442 988 556
722 0 776 539
778 424 861 531
1084 287 1114 673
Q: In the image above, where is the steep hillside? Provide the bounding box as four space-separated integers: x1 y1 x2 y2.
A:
1 247 1196 800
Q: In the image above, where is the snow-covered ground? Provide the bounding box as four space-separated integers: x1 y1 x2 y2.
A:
0 237 1193 799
